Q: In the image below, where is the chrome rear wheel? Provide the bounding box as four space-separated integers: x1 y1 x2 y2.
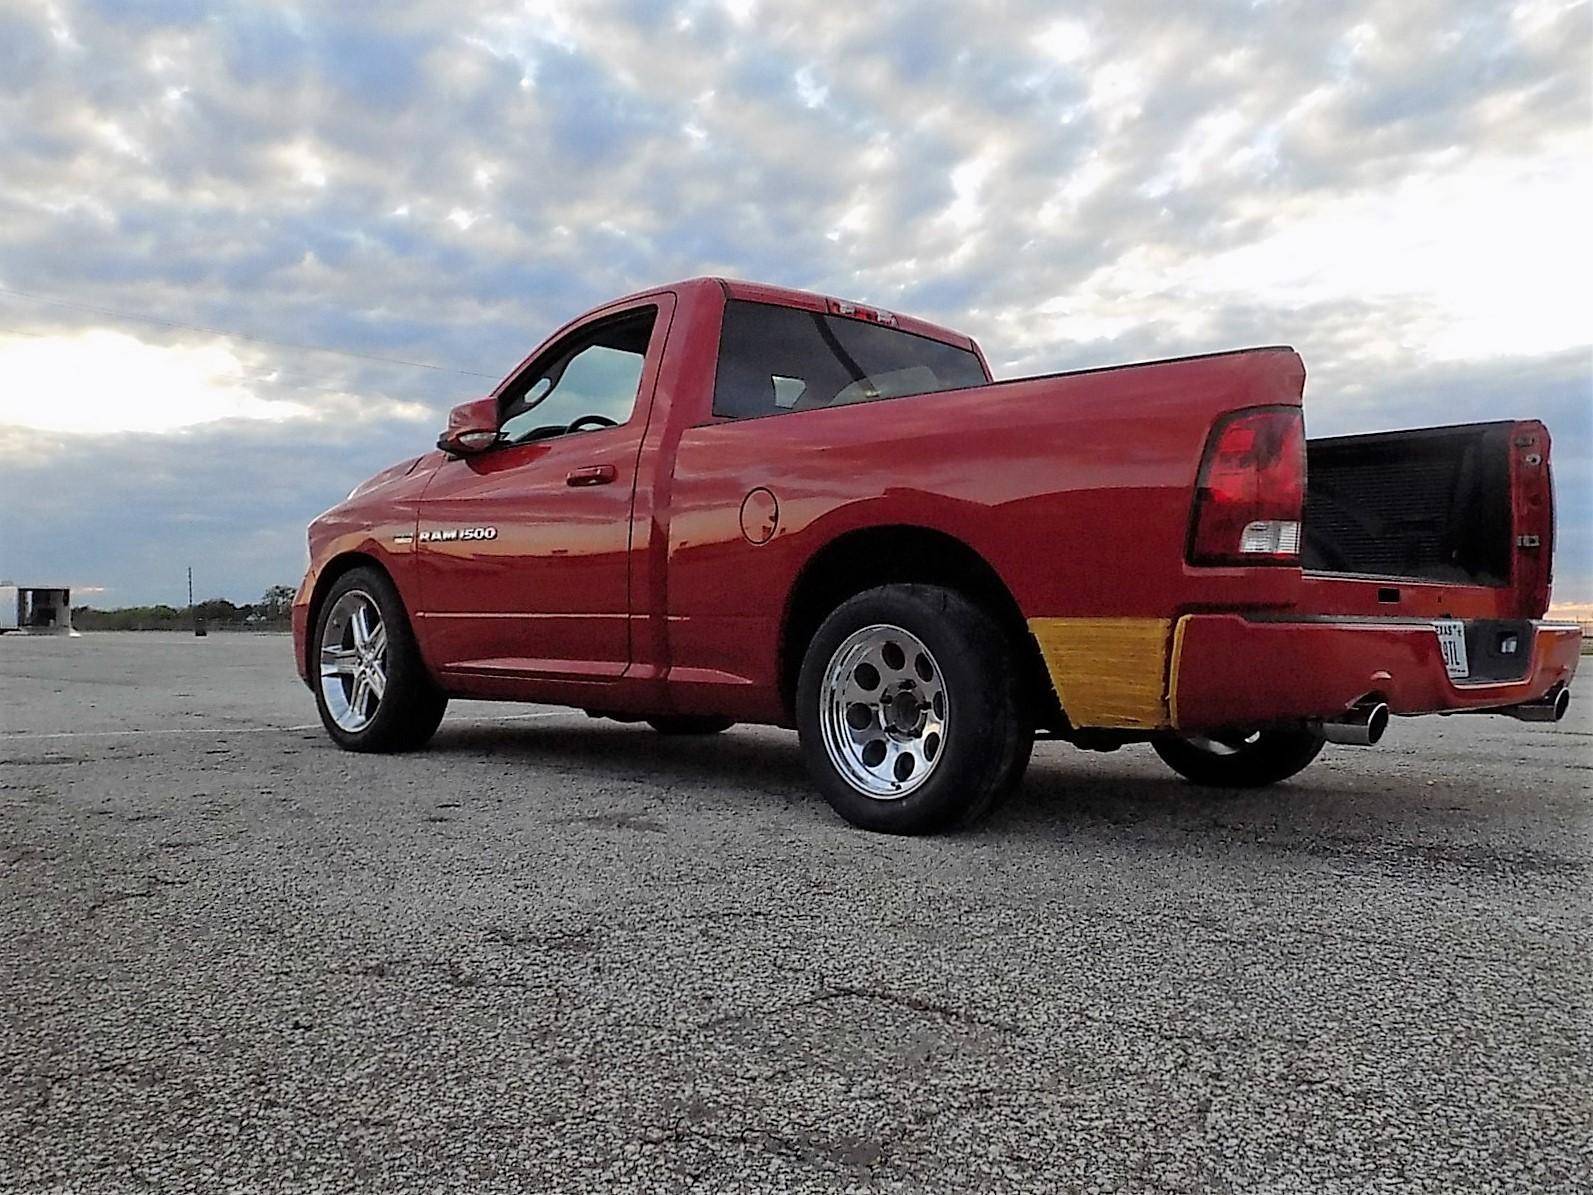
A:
819 623 948 800
796 585 1030 834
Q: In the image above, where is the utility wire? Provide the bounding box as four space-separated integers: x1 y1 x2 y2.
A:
0 284 501 380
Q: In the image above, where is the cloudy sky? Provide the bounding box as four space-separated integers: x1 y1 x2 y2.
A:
0 0 1588 608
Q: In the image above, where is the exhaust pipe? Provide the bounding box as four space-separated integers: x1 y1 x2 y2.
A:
1503 686 1570 723
1314 701 1390 746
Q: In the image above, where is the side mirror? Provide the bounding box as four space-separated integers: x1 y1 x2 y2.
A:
437 397 501 456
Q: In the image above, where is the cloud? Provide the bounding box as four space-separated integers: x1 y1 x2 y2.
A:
0 0 1589 602
0 330 315 433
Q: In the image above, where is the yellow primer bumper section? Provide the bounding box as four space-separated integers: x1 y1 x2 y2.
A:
1027 617 1174 730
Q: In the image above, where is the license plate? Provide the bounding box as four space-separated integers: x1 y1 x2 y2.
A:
1434 620 1469 679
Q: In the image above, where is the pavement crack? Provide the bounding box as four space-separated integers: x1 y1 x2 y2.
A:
16 1059 158 1116
698 988 846 1029
902 1084 1073 1134
638 1123 752 1148
86 888 159 914
85 873 191 914
823 981 1020 1033
22 1060 145 1083
700 981 1018 1034
636 1121 889 1171
485 924 598 954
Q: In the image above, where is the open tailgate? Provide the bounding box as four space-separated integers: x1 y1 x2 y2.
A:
1301 419 1554 620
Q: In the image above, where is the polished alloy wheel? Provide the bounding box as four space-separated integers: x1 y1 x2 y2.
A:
319 589 388 732
820 623 948 799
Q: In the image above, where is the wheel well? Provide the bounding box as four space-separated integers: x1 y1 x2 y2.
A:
778 526 1058 727
303 552 387 676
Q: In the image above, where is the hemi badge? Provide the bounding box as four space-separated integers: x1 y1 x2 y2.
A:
393 533 414 545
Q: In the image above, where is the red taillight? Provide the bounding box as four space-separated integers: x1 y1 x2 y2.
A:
1189 406 1305 566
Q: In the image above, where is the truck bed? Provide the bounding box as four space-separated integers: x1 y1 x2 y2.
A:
1304 423 1514 585
1299 420 1553 622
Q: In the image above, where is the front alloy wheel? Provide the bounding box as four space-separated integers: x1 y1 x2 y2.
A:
312 566 447 753
320 589 388 732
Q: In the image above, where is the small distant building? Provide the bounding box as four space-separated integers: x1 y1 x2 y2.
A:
0 584 78 635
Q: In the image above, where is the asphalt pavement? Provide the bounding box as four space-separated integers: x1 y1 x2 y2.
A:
2 632 1589 1194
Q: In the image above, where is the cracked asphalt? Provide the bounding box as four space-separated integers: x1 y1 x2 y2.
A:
2 632 1589 1194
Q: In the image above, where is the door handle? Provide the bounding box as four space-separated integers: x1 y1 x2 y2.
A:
565 464 616 487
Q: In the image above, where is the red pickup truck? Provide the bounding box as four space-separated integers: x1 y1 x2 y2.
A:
293 277 1579 833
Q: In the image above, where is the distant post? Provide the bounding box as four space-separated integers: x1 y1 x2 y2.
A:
190 566 206 637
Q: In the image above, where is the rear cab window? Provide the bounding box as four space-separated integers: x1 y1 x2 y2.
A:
712 300 988 420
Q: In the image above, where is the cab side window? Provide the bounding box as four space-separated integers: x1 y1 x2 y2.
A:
499 308 656 444
711 300 988 421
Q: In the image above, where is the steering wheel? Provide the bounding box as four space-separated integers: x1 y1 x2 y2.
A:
566 414 618 434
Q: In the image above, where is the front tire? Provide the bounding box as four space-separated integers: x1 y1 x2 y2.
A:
1151 729 1324 788
313 567 446 753
796 584 1031 834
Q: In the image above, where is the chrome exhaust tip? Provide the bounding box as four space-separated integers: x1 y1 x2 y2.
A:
1316 701 1390 746
1505 687 1570 723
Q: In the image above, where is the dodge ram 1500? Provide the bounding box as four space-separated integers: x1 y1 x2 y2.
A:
293 277 1579 833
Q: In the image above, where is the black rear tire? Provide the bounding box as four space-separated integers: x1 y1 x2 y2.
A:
796 584 1032 835
312 567 446 753
646 715 734 735
1151 729 1324 788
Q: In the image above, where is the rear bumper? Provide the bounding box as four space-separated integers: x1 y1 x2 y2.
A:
1170 615 1581 731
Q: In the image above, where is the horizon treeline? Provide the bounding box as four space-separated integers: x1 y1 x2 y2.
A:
71 585 296 631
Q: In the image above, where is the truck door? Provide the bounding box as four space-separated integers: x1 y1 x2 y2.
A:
414 298 672 679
